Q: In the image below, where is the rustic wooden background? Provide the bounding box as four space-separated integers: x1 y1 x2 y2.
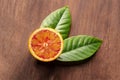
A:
0 0 120 80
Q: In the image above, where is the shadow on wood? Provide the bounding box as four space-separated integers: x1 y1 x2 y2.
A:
34 52 97 67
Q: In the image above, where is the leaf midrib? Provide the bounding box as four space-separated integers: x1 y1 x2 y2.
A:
62 41 101 54
55 7 67 29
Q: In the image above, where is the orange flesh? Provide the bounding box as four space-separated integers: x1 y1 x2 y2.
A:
31 30 61 59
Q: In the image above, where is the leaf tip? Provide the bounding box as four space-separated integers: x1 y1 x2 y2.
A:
100 39 103 43
97 38 103 43
63 5 69 9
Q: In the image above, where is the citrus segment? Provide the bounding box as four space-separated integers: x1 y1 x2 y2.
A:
28 28 63 62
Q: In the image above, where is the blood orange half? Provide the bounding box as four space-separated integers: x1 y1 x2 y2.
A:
28 28 63 62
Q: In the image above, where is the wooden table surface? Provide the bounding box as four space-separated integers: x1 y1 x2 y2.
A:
0 0 120 80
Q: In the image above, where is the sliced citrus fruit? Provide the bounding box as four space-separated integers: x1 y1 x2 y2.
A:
28 28 63 62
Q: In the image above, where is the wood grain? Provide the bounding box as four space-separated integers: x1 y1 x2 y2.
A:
0 0 120 80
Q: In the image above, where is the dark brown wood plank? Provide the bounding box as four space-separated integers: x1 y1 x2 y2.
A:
0 0 120 80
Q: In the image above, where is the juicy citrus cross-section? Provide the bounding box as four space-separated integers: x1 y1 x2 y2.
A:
28 28 63 62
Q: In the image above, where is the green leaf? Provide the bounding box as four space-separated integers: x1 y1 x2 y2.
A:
57 35 102 62
40 6 71 39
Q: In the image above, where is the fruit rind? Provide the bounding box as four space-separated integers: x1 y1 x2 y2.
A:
28 28 63 62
